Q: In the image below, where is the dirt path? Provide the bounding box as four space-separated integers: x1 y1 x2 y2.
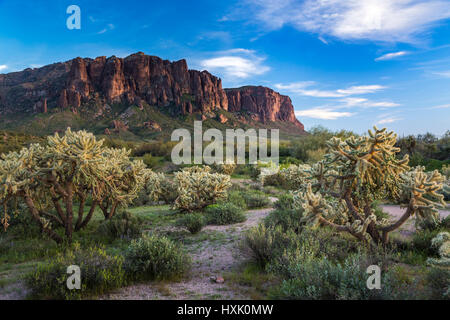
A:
381 205 450 236
103 201 276 300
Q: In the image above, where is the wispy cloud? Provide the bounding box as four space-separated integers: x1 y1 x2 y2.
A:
295 108 354 120
318 36 328 44
97 23 115 35
431 70 450 78
375 51 409 61
341 97 400 108
246 0 450 43
377 117 403 124
429 103 450 109
275 82 386 98
200 49 270 79
0 65 7 72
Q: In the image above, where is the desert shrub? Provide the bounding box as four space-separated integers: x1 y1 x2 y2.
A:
26 244 125 299
264 208 304 233
205 203 246 225
426 267 450 300
242 191 271 209
306 148 327 163
262 172 284 187
416 215 442 231
273 193 295 211
244 225 306 268
412 229 441 256
124 234 190 280
248 165 261 180
269 252 405 300
177 213 205 234
173 166 232 211
226 190 247 210
442 216 450 229
280 156 302 166
0 202 41 238
97 211 143 240
142 153 159 168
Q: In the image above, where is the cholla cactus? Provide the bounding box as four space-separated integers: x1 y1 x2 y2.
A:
259 162 279 185
442 165 450 180
212 163 237 175
173 166 231 211
144 170 166 202
293 127 446 245
427 232 450 267
279 164 312 190
0 128 148 243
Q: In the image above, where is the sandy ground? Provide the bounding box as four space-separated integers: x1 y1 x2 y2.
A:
381 205 450 236
103 199 277 300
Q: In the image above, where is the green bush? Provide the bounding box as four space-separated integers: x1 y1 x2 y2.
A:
26 245 125 299
205 203 246 225
244 225 305 268
177 213 205 234
248 165 261 180
124 234 190 281
426 267 450 300
226 190 247 209
264 208 304 233
263 173 284 187
97 211 143 240
242 191 271 209
269 252 404 300
273 193 295 211
142 153 159 168
412 229 441 256
159 177 178 204
0 203 41 239
441 216 450 229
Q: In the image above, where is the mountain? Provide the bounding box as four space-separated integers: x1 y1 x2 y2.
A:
0 52 305 138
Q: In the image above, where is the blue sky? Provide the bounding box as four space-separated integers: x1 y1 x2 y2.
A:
0 0 449 135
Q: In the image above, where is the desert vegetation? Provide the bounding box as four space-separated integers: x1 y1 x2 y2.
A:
0 126 448 300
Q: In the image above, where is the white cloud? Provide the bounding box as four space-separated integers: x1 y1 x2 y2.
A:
295 108 354 120
336 85 386 95
431 70 450 78
318 36 328 44
0 65 7 72
247 0 450 43
430 103 450 109
375 51 409 61
377 117 403 124
200 49 270 79
275 82 386 98
98 23 115 34
341 97 400 108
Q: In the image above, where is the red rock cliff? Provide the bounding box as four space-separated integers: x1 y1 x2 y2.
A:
225 86 304 130
0 52 304 132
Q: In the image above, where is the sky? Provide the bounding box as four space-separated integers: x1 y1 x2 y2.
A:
0 0 449 136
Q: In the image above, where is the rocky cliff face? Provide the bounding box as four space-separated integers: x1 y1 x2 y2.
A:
225 86 304 130
0 52 304 132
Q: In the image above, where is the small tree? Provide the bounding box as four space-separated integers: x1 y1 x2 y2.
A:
294 127 446 245
0 128 149 243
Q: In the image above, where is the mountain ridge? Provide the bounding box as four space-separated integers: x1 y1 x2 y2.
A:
0 52 305 137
